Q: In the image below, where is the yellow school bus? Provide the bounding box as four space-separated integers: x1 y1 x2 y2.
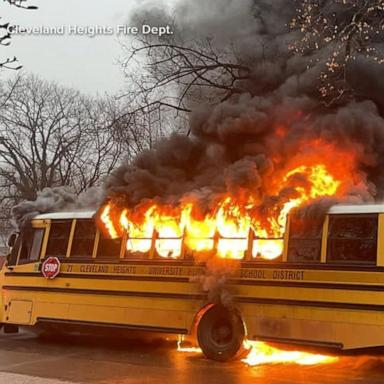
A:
1 204 384 361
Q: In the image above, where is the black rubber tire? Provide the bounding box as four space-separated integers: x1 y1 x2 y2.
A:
197 305 245 362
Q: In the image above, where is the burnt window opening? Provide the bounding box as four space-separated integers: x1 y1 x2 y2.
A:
124 249 148 260
125 236 153 260
46 221 72 257
287 214 323 263
327 214 378 264
125 244 151 260
154 237 183 260
96 231 122 259
70 220 96 258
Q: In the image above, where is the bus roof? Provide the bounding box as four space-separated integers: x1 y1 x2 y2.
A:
328 204 384 214
31 204 384 221
34 211 96 220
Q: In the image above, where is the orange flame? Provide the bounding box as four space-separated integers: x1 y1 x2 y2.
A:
176 336 338 366
242 340 338 366
177 335 203 353
100 138 352 367
100 205 118 239
99 160 350 260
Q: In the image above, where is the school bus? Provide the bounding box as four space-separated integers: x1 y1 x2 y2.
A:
1 204 384 361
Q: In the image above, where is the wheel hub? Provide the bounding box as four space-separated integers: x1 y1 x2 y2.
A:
211 319 233 347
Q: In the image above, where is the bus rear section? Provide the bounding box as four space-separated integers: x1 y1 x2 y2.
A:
241 204 384 351
2 205 384 361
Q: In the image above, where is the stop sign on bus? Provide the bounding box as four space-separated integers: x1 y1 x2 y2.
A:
41 256 61 279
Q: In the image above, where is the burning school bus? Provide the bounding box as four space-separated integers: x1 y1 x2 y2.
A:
1 200 384 362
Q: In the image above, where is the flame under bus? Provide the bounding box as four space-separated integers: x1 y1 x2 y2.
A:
2 204 384 360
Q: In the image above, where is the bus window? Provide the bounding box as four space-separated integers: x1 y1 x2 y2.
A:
29 228 45 261
17 228 44 264
70 220 96 258
46 221 72 257
7 234 21 266
18 236 30 264
125 237 151 259
155 238 183 259
287 215 323 262
18 227 38 265
327 214 377 264
96 231 122 259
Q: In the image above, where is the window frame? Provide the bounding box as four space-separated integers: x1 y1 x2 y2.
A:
69 219 97 259
95 229 124 261
286 215 324 264
326 213 378 265
45 220 73 259
13 225 46 266
8 234 21 266
28 228 45 262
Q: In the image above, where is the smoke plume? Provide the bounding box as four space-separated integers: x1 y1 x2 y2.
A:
108 0 382 210
11 1 384 302
12 187 103 231
101 0 384 301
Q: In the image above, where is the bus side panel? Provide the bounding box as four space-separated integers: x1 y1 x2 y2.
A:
2 288 204 333
6 300 33 324
242 302 384 349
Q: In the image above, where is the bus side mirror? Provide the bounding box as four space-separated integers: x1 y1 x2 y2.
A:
7 233 17 248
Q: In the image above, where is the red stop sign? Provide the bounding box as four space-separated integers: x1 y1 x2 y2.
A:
41 256 61 279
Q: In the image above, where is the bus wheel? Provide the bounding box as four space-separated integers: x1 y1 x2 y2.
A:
197 305 245 362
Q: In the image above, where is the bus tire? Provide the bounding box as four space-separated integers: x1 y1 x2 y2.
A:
197 305 245 362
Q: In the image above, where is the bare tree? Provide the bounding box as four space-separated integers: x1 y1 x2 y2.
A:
4 0 36 9
290 0 384 104
0 74 123 203
111 97 168 157
0 74 171 243
120 34 250 109
1 0 37 70
118 32 251 135
120 1 384 114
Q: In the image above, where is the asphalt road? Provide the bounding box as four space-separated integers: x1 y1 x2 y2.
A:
0 330 383 384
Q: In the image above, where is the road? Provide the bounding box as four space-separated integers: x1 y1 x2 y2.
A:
0 330 383 384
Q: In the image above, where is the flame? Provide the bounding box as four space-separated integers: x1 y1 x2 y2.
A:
242 340 338 366
99 160 350 260
176 335 338 366
177 335 203 353
100 205 118 239
99 138 350 367
98 138 358 259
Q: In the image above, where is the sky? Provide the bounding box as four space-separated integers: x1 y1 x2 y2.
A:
0 0 175 95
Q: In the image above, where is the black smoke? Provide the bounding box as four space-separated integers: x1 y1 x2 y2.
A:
106 0 383 212
12 1 384 236
100 0 384 303
10 1 384 308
